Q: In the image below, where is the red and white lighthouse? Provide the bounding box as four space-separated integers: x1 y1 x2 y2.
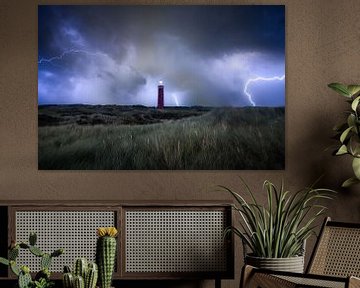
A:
157 80 164 109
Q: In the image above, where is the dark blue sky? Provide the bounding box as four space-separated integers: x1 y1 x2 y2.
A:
38 5 285 107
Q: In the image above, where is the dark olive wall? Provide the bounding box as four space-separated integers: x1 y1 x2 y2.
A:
1 0 360 287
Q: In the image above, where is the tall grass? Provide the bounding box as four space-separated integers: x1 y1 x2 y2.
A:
38 107 284 170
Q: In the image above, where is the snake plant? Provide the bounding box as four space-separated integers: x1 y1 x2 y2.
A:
221 178 335 258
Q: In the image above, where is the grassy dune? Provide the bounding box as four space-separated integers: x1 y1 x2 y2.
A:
38 106 284 170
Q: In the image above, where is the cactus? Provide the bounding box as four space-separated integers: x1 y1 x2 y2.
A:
29 232 37 246
85 263 98 288
29 245 44 257
41 253 52 270
96 227 118 288
19 243 30 249
0 232 64 288
64 265 72 273
63 272 74 288
18 270 32 288
51 248 64 257
74 258 88 279
62 265 74 288
63 260 98 288
10 260 20 276
9 246 19 260
73 275 85 288
35 268 51 281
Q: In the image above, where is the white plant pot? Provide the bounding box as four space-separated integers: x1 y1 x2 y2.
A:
245 254 305 273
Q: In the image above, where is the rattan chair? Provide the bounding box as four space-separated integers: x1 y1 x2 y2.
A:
241 217 360 288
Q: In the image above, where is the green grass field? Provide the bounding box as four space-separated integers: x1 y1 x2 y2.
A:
38 106 285 170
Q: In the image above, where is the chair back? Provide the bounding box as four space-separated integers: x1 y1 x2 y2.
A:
307 217 360 277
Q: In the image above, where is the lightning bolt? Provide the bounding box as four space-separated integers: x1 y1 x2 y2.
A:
38 49 104 65
244 75 285 106
172 94 180 106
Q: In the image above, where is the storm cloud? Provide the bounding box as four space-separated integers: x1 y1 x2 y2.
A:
38 5 285 107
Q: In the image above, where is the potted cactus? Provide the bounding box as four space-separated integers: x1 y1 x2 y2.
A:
96 227 118 288
0 232 63 288
62 258 98 288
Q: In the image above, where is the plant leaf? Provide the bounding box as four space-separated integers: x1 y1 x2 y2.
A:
328 83 350 97
342 177 360 188
352 157 360 179
352 96 360 111
0 257 9 266
336 145 348 155
340 126 353 143
347 114 356 128
347 85 360 97
350 135 360 156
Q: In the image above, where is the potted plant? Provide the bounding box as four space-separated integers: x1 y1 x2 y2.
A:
328 83 360 187
0 232 63 288
62 258 98 288
221 179 334 273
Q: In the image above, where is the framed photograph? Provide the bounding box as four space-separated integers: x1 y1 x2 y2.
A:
38 5 285 170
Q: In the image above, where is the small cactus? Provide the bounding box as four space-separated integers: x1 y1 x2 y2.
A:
74 275 85 288
62 265 74 288
63 259 98 288
9 246 19 260
29 245 44 257
85 263 98 288
10 260 20 276
35 268 51 281
63 272 74 288
51 248 64 257
74 258 88 279
0 232 63 288
41 253 52 270
29 232 37 246
18 269 32 288
96 227 118 288
19 243 30 249
64 265 72 273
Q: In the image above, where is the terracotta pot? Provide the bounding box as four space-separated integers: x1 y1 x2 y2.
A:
245 254 305 273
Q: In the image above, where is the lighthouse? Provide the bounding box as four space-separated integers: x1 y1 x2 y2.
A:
157 80 164 109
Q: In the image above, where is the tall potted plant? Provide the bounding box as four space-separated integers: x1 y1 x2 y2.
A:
328 83 360 187
221 179 334 273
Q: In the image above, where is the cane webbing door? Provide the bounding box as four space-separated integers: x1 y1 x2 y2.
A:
10 207 118 275
122 206 233 279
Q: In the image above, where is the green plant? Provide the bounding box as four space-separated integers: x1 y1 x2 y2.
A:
328 83 360 187
32 278 54 288
221 179 335 258
62 259 98 288
0 232 63 288
74 258 88 280
96 227 118 288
